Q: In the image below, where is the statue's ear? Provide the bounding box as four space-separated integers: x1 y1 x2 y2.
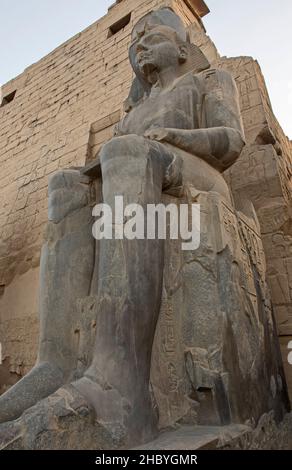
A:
178 44 188 64
123 76 151 113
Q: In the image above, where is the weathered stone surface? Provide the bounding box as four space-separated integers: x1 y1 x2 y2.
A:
0 268 40 393
0 6 290 451
221 56 292 356
0 170 96 423
134 413 292 451
0 385 128 450
219 54 292 408
0 0 291 406
0 0 291 451
0 0 199 393
151 188 289 429
1 400 291 450
134 423 251 450
221 412 292 450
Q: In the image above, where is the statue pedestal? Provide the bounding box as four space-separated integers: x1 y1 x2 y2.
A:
1 386 291 450
133 423 250 450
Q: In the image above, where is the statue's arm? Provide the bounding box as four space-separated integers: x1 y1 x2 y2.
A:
146 69 245 172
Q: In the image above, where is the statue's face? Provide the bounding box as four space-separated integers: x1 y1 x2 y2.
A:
131 26 184 80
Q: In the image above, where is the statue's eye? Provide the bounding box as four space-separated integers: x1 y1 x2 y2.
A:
130 31 144 47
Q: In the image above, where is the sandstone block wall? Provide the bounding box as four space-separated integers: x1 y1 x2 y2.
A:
0 0 291 401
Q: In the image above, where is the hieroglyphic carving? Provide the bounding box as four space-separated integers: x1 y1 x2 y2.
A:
159 300 180 391
239 245 258 310
222 202 239 243
238 216 266 281
214 198 240 255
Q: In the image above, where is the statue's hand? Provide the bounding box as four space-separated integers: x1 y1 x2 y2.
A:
144 127 169 142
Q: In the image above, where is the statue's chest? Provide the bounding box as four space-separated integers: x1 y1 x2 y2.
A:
120 84 201 135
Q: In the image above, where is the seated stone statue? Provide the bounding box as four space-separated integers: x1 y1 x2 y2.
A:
0 8 289 449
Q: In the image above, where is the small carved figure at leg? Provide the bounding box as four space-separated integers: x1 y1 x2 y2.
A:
0 170 94 423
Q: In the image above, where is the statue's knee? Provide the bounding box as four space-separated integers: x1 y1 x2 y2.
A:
48 169 90 223
48 169 82 194
100 135 147 165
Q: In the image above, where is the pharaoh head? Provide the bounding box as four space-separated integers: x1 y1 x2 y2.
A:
129 8 189 83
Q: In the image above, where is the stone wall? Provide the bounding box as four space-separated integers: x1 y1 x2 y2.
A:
0 0 291 402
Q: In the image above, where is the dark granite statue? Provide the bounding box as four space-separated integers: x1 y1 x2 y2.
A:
0 8 289 449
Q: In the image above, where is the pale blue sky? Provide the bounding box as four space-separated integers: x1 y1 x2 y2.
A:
0 0 291 137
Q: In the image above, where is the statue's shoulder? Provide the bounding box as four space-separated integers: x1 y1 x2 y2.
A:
194 67 237 93
173 68 235 94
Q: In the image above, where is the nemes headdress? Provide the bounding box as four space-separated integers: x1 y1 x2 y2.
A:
131 7 188 44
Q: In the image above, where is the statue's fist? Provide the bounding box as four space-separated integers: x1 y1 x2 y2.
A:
144 127 169 142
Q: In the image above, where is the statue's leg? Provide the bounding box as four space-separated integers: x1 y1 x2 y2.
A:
0 170 94 424
73 135 180 446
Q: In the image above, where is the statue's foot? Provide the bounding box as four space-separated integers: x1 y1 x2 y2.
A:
0 384 98 450
72 376 158 448
0 380 156 450
0 362 64 424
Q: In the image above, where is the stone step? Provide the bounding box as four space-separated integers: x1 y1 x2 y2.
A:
133 424 251 450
